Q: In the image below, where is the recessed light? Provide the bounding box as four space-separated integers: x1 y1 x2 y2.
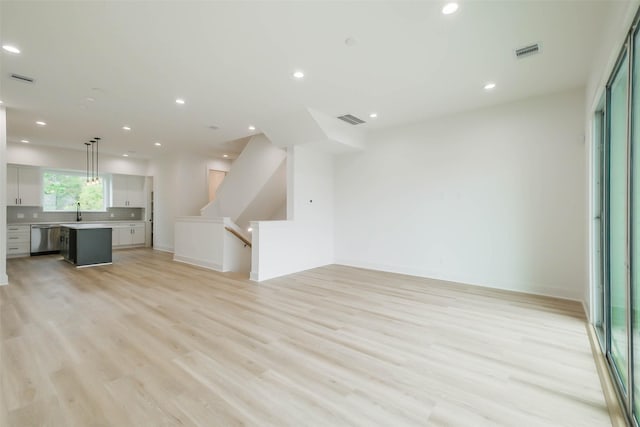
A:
86 97 95 102
154 142 162 146
293 70 305 79
175 98 185 105
122 154 129 157
248 125 256 131
122 126 131 131
20 139 29 143
247 227 253 232
223 154 229 158
36 121 46 126
442 2 459 15
2 45 20 54
0 100 4 104
484 82 496 90
369 113 378 118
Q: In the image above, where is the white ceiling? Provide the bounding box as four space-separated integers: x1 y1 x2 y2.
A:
0 1 623 159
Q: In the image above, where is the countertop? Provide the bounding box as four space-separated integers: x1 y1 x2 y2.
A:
8 220 147 226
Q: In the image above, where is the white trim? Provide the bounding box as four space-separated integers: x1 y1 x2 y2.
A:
174 216 225 224
173 255 222 272
335 258 583 302
153 245 174 254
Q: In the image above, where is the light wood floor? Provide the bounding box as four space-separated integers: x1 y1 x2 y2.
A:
1 249 610 426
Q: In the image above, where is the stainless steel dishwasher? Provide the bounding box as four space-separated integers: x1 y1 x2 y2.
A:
30 225 61 255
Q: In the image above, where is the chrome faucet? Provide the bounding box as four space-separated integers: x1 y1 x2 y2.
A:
76 202 82 221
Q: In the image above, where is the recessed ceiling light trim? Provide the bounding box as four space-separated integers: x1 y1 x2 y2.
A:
122 126 131 131
175 98 185 105
369 113 378 118
20 139 29 143
154 142 162 146
442 2 459 15
2 45 20 54
248 125 256 131
484 82 496 90
36 121 46 126
293 70 305 79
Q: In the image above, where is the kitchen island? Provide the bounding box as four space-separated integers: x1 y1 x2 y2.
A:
60 224 112 267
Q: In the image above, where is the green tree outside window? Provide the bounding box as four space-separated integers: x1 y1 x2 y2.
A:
43 171 105 211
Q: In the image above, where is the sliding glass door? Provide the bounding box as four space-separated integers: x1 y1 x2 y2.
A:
633 23 640 418
608 50 630 393
593 11 640 424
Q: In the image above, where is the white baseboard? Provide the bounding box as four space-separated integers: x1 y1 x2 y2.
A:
173 255 222 272
153 245 174 254
334 258 583 302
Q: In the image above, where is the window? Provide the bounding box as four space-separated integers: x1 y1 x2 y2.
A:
42 170 108 212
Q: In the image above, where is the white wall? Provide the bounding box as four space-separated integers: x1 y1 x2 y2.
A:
173 216 250 272
334 88 586 300
0 108 7 285
251 144 334 281
7 142 148 175
148 153 231 252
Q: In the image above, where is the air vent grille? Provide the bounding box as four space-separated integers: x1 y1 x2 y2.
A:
10 73 35 83
515 43 540 59
337 114 366 125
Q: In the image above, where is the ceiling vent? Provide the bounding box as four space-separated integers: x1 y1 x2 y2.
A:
515 43 541 59
337 114 366 125
10 73 35 83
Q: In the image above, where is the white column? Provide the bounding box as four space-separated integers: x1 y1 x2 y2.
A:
0 107 8 284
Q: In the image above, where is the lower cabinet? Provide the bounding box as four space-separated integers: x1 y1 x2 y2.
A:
7 225 30 257
112 223 145 248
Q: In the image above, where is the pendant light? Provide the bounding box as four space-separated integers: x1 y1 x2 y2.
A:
94 137 101 184
83 137 102 185
84 142 91 183
90 139 96 183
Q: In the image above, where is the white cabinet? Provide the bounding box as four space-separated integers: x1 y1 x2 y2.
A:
7 225 30 257
113 223 145 247
7 165 41 206
111 174 145 207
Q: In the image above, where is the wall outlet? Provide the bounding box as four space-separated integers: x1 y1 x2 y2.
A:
16 213 24 219
32 213 38 218
110 213 114 218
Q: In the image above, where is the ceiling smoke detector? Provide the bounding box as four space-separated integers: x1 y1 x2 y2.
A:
515 43 541 59
337 114 366 125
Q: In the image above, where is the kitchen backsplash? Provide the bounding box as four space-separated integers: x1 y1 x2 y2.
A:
7 206 144 223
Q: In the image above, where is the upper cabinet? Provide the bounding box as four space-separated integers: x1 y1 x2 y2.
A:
7 165 41 206
111 174 145 208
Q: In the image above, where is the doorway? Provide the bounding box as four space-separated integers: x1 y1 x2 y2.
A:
208 169 227 202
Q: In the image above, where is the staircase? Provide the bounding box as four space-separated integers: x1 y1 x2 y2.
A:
201 134 287 233
174 134 286 273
